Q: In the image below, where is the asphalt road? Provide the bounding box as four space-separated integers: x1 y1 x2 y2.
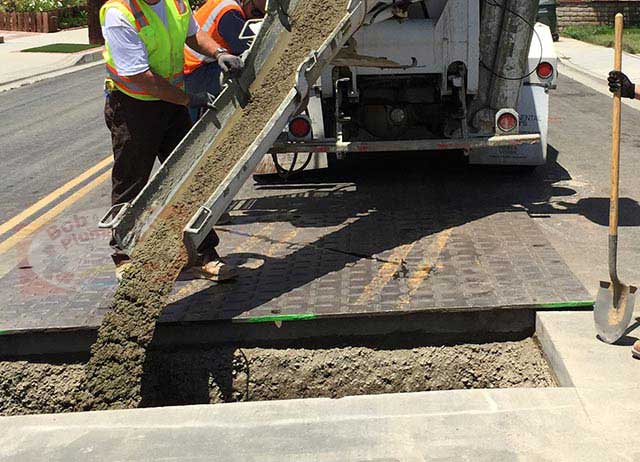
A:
0 65 110 221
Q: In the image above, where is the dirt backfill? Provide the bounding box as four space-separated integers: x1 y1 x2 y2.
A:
0 338 554 416
80 0 350 411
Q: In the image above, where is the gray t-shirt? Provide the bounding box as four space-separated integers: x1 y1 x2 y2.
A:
102 1 199 76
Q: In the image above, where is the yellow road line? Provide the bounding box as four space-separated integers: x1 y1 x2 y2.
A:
0 170 111 257
231 222 277 253
356 243 416 306
0 155 112 237
399 229 453 305
265 228 298 258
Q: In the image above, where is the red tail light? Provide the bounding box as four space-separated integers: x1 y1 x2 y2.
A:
536 62 553 79
497 112 518 132
289 116 311 139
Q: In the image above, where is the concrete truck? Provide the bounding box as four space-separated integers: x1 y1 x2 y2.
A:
269 0 557 171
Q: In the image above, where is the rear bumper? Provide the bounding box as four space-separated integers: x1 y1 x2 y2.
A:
269 133 541 154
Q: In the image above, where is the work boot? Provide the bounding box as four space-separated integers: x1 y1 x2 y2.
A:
632 340 640 360
191 257 238 282
115 261 133 282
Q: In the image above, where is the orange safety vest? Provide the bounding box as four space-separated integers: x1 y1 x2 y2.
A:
183 0 245 75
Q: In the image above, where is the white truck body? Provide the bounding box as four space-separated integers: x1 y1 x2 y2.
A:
272 0 557 167
471 22 557 165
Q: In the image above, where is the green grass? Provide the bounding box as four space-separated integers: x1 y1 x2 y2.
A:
563 24 640 54
21 43 100 53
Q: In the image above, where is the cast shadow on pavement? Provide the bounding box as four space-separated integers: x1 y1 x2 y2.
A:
137 145 590 406
525 146 640 227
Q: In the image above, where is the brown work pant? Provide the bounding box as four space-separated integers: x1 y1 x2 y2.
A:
104 91 219 264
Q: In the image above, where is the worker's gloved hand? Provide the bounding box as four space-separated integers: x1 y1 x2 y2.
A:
188 91 216 109
218 53 244 75
608 70 635 99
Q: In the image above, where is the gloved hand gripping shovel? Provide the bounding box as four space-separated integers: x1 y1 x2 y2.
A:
594 13 638 344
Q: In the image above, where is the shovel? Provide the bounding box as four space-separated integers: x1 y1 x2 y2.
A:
594 13 638 344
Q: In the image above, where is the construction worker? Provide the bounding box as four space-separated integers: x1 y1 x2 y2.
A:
607 70 640 360
101 0 243 281
184 0 266 121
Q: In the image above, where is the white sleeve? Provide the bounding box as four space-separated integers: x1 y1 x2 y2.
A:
102 8 150 77
187 14 199 37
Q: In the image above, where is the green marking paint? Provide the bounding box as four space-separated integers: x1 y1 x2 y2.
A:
539 300 594 309
237 313 317 324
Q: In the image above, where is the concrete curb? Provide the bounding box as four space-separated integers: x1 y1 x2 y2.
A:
535 312 574 387
0 47 104 93
73 47 104 66
557 53 640 113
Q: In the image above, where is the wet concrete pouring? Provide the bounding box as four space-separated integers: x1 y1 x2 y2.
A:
0 0 354 414
87 0 356 412
0 152 585 416
0 5 590 416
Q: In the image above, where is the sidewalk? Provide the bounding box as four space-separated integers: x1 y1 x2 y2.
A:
555 36 640 111
0 27 103 89
1 387 638 461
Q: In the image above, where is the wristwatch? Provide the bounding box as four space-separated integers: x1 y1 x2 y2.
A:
214 47 229 59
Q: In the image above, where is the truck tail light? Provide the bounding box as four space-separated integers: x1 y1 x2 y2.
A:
289 116 311 139
497 112 518 132
536 62 554 79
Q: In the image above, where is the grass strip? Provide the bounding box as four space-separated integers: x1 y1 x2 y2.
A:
563 25 640 54
237 313 317 323
21 43 101 53
539 300 594 310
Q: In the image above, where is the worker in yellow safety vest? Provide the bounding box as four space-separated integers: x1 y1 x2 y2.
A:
184 0 266 121
100 0 243 281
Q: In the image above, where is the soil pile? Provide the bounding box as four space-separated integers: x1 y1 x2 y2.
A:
1 338 554 416
80 0 350 410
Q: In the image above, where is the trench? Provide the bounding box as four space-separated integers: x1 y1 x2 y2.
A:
0 333 555 417
1 1 558 416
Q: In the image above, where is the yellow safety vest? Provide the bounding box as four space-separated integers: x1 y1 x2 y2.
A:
100 0 192 100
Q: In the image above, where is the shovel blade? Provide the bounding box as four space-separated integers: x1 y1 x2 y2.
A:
594 280 637 343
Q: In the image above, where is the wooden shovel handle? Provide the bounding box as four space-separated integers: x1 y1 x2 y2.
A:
610 13 623 236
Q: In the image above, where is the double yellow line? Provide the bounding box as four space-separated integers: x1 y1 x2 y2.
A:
0 155 113 257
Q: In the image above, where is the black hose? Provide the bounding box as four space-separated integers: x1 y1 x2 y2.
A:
271 152 313 179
